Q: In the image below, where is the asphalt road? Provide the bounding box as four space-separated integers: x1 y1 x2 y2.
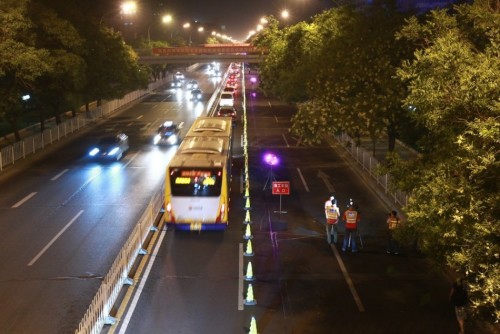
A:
110 72 459 334
0 66 220 333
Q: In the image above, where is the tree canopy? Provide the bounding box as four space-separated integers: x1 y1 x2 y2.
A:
254 0 499 323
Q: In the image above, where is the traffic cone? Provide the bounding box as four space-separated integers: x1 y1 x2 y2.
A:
244 197 251 210
244 239 254 256
244 283 257 305
244 224 253 240
249 316 258 334
244 261 255 281
243 210 252 224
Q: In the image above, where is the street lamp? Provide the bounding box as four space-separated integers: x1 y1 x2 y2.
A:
100 1 137 25
148 13 173 46
183 22 192 46
281 9 290 20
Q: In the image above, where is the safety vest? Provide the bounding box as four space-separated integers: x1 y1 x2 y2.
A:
388 217 400 230
325 204 339 223
345 210 358 229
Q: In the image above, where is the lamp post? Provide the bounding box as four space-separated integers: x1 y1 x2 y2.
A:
100 1 137 25
148 13 173 46
183 22 192 46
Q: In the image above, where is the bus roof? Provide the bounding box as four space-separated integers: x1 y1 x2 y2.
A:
185 117 232 138
169 137 230 168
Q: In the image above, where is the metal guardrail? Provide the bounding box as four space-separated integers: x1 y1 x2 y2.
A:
334 132 409 208
0 78 168 172
75 189 164 334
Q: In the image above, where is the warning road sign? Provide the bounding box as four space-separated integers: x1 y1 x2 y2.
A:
272 181 290 195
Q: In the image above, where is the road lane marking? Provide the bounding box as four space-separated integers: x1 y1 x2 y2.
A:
282 134 290 147
274 115 279 123
27 210 84 266
123 152 139 168
317 170 335 193
117 227 167 334
331 245 365 312
12 192 37 208
238 243 244 310
51 169 69 181
136 115 144 120
296 168 309 192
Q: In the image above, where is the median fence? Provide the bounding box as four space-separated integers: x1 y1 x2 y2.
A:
0 78 168 171
75 188 164 334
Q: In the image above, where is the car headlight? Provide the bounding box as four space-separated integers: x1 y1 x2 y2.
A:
167 134 178 144
108 147 119 155
153 134 162 144
89 148 99 156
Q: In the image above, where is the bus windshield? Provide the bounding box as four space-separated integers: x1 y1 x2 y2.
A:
169 168 223 197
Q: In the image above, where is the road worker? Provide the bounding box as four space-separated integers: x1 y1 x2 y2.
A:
386 210 401 255
342 200 360 252
324 196 340 244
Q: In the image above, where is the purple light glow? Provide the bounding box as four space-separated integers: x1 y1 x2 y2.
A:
250 77 257 83
263 153 279 166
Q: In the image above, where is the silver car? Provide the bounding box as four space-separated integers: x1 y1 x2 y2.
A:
89 133 129 161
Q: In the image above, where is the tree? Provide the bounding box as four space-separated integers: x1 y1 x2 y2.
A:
289 4 411 151
0 0 52 140
393 0 500 322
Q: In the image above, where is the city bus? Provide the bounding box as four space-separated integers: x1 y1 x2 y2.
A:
164 117 233 230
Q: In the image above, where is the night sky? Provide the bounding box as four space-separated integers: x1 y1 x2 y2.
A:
151 0 336 41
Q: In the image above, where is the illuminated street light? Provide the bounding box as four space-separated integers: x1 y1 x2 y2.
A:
162 14 172 24
121 1 137 15
100 1 137 24
183 23 192 46
260 17 268 24
281 9 290 19
148 13 173 46
198 27 204 32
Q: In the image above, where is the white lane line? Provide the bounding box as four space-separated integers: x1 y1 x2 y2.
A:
274 115 278 123
12 192 37 208
296 168 309 192
136 115 144 120
282 134 290 148
268 102 272 108
331 245 365 312
119 228 168 333
27 210 84 266
238 243 244 310
123 152 139 168
126 122 134 127
51 169 69 181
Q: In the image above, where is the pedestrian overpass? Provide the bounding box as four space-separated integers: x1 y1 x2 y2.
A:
138 44 267 64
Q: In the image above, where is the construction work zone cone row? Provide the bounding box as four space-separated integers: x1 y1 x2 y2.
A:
244 283 257 306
